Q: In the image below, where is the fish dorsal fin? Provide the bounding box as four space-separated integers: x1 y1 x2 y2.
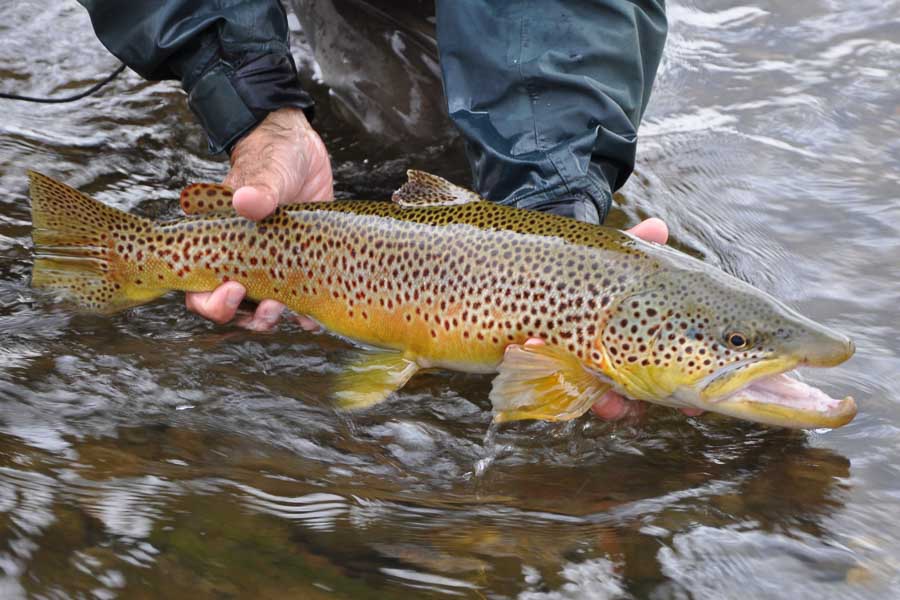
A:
333 350 421 410
180 183 235 215
391 170 485 207
490 344 611 423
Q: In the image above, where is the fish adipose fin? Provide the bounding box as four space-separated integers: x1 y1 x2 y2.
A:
392 170 485 207
490 344 611 422
180 183 236 215
29 171 166 313
334 350 421 410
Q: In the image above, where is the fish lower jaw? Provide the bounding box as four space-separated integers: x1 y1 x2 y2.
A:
700 372 857 429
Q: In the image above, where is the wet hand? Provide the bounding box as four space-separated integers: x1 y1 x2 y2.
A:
184 108 333 331
517 218 704 421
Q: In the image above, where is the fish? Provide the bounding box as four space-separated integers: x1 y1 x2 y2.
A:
28 170 857 428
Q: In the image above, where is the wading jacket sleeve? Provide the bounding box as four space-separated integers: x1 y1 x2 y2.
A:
77 0 313 154
437 0 667 223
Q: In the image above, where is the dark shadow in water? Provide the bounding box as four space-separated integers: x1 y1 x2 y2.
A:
0 422 850 598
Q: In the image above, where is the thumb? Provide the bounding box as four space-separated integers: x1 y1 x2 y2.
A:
231 184 279 221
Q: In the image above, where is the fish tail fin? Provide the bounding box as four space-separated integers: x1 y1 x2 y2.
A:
29 171 167 313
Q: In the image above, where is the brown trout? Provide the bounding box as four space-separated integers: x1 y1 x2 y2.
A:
28 170 856 428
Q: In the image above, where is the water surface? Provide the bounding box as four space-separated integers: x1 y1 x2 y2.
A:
0 1 898 598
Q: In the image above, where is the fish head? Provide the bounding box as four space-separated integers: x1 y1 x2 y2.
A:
597 247 856 428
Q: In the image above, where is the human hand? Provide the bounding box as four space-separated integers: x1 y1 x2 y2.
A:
184 108 333 331
516 218 704 421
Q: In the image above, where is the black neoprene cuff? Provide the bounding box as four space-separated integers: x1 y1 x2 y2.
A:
186 52 314 154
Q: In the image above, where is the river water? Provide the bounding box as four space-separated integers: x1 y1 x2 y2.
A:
0 1 898 598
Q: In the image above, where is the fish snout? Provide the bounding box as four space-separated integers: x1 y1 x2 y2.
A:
793 326 855 368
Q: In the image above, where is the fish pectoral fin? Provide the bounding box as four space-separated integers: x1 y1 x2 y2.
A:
392 170 486 207
180 183 236 215
490 344 611 422
334 350 420 410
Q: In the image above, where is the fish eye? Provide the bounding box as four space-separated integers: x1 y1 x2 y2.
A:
726 331 750 349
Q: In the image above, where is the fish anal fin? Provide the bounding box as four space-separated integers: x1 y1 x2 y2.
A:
391 170 485 207
334 350 420 410
490 344 611 422
180 183 235 215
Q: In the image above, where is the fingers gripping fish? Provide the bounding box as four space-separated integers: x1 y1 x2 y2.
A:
28 170 856 428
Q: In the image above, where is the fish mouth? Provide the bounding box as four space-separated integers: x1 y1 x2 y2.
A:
707 371 857 429
692 353 856 429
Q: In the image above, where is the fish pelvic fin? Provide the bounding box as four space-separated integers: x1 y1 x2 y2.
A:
392 170 485 207
29 171 166 313
334 350 421 410
490 344 611 422
180 183 236 215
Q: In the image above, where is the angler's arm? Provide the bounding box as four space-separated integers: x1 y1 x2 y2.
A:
78 0 334 329
436 0 667 224
77 0 313 154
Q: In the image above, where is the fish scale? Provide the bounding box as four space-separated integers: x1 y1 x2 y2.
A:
28 170 857 428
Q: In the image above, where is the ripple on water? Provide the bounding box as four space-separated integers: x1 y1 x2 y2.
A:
658 526 866 599
234 485 348 531
62 473 180 539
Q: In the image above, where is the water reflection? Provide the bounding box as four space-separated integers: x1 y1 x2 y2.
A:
0 422 855 597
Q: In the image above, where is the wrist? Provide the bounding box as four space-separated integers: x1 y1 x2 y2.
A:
182 51 315 155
